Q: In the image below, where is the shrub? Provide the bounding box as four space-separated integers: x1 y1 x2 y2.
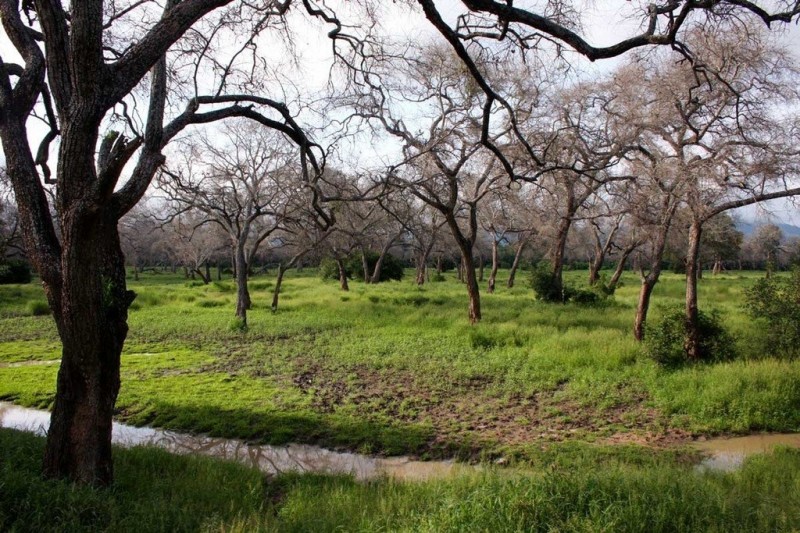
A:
530 262 563 302
319 258 343 281
530 262 612 305
345 251 404 282
228 317 248 333
27 300 51 316
431 272 446 282
645 307 736 367
0 261 32 284
320 252 404 283
745 269 800 358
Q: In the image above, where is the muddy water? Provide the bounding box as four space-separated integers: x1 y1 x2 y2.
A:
0 402 467 481
693 434 800 472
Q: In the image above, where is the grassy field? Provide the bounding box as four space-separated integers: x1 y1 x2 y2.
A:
2 267 800 530
1 268 798 461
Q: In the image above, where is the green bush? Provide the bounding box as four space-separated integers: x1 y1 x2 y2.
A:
319 258 342 281
530 262 612 305
645 307 736 367
530 262 563 302
0 261 32 284
321 252 404 283
26 300 51 316
228 317 248 333
345 251 404 282
745 269 800 358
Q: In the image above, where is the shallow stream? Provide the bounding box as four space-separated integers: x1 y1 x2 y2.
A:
2 401 798 478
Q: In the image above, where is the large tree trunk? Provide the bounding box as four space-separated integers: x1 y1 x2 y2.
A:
234 243 250 325
507 240 526 288
684 221 703 359
43 217 133 486
487 239 499 293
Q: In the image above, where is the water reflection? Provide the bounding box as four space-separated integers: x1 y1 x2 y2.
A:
693 433 800 472
0 402 462 481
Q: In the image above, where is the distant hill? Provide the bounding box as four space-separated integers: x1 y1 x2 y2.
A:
736 220 800 238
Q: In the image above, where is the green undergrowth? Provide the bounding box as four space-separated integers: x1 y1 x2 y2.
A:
2 429 800 532
0 270 798 462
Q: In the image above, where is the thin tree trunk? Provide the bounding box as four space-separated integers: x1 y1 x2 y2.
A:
217 262 222 281
234 244 250 326
370 235 399 284
507 240 526 288
272 263 286 311
462 250 481 323
550 217 572 300
361 249 370 284
684 221 703 359
487 239 499 293
436 256 443 274
415 253 427 285
205 261 211 283
608 245 637 291
336 258 349 291
634 278 656 341
478 251 484 282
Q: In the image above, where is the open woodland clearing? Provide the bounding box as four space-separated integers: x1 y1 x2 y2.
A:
2 269 799 458
2 268 800 530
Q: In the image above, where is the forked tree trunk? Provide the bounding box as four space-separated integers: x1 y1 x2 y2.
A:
684 221 703 359
43 219 133 486
487 239 499 293
507 241 527 288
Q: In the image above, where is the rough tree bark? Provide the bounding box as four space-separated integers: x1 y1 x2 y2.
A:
684 221 703 359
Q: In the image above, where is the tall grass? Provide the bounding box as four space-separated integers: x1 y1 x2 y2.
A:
2 429 799 532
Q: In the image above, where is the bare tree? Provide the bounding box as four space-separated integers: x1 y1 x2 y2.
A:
159 123 306 327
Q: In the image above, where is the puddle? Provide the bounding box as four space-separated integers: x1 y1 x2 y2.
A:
693 434 800 472
0 402 468 481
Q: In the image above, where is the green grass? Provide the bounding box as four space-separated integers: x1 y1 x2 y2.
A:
0 269 798 462
2 428 800 532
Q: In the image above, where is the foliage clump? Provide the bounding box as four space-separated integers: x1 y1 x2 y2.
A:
745 268 800 358
530 262 613 305
0 261 32 284
645 307 736 367
320 252 404 283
